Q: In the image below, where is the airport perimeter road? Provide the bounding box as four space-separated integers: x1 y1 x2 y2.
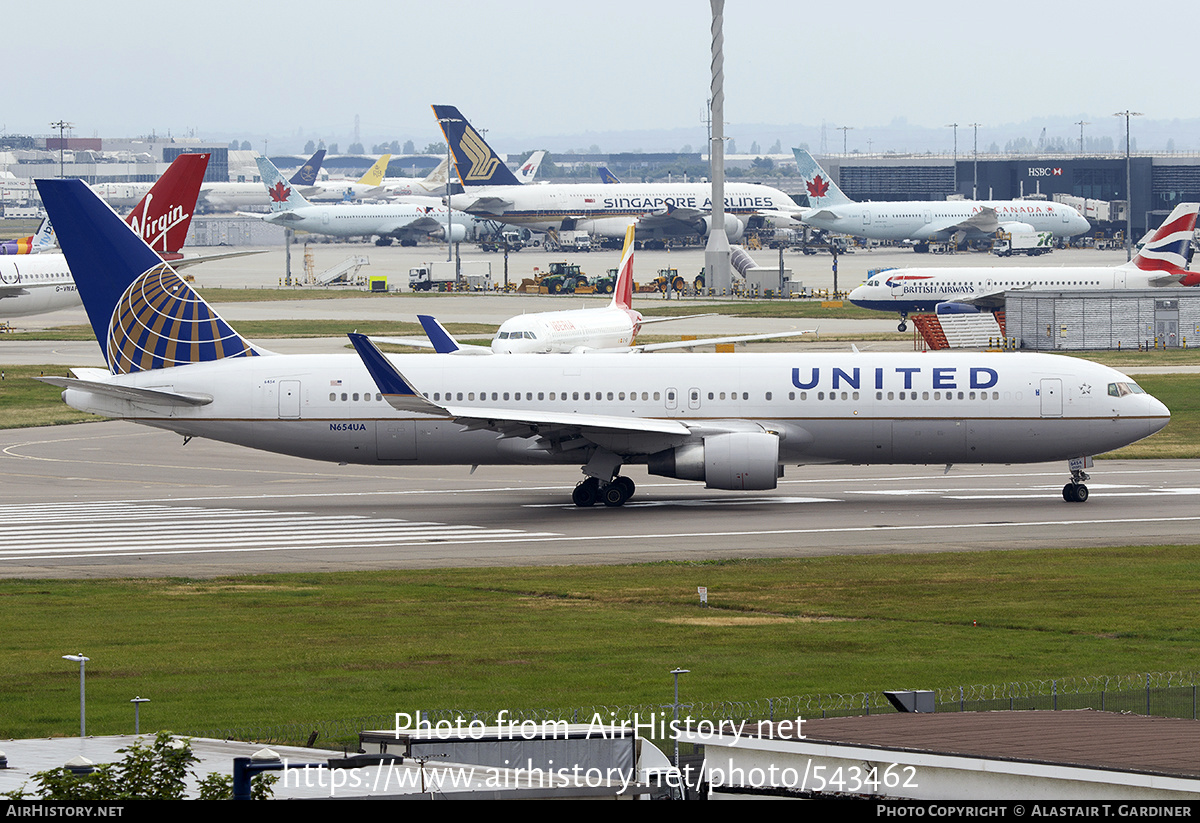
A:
1 423 1196 579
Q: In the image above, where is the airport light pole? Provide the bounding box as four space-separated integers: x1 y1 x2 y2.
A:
945 123 958 193
1075 120 1090 154
62 654 89 737
670 668 690 767
1113 110 1143 262
837 125 853 156
704 0 732 297
50 121 73 178
967 123 981 199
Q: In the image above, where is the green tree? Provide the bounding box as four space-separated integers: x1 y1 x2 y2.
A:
1 732 276 800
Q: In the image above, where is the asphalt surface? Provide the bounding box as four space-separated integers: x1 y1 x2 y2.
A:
1 422 1193 579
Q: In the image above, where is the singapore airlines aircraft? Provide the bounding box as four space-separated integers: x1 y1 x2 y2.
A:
849 202 1200 330
793 149 1090 251
255 156 484 245
37 178 1168 507
434 106 804 248
384 225 813 354
0 153 218 319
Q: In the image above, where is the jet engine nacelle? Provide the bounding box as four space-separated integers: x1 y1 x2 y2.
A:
439 223 467 243
646 431 779 490
998 221 1035 234
696 214 745 241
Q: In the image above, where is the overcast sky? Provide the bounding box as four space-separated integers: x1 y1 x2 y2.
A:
16 0 1189 154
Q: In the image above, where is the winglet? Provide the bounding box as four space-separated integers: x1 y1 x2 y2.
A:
417 314 461 353
610 224 636 311
348 333 446 414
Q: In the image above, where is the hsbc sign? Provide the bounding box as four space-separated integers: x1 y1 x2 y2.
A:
1028 167 1064 177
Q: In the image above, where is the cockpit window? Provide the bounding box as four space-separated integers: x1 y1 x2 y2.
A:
1108 381 1144 397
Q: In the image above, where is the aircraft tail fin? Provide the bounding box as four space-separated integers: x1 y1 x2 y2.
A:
515 150 546 184
255 155 312 212
36 178 262 375
0 216 56 254
609 224 636 311
792 148 853 208
357 154 391 187
417 314 462 353
431 106 522 187
288 148 327 186
127 152 209 256
598 166 622 184
1129 202 1199 274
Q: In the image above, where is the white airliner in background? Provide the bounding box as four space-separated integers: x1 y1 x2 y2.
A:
381 225 814 354
434 106 804 248
2 154 221 319
793 149 1090 252
254 156 485 245
849 202 1200 330
37 178 1169 508
298 154 390 202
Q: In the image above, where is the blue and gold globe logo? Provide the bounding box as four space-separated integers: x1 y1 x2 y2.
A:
106 263 258 374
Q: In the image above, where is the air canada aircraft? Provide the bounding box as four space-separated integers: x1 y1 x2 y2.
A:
255 156 483 245
382 225 814 354
0 153 231 319
36 178 1169 507
434 105 804 248
793 149 1090 252
849 202 1200 330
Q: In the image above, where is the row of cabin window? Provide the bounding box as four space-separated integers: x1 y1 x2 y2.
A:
432 391 664 402
330 392 384 401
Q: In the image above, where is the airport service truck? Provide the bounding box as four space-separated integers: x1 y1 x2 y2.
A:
992 231 1053 257
408 261 493 291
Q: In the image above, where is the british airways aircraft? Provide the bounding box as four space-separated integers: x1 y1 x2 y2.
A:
435 106 804 248
793 149 1090 252
36 179 1168 507
849 202 1199 330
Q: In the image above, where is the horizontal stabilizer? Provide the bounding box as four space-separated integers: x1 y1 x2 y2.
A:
36 375 213 406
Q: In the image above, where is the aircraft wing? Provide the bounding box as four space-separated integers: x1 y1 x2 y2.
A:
348 334 693 451
631 329 816 352
458 196 514 214
35 374 214 407
919 206 1002 237
169 249 268 270
0 285 31 299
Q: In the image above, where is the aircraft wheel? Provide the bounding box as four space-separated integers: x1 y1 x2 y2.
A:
1063 483 1074 502
898 321 908 332
601 483 627 508
614 476 635 501
573 478 600 508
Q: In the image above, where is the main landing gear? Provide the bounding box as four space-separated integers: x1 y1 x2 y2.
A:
898 314 908 332
572 475 636 508
1062 468 1090 503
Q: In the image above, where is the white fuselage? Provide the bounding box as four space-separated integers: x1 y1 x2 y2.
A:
449 182 803 240
492 306 641 353
263 203 481 241
849 264 1164 315
62 351 1167 471
0 255 79 318
804 200 1090 241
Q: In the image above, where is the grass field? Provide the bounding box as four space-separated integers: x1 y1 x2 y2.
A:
4 547 1198 743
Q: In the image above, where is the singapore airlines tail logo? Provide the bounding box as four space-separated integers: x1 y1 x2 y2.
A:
459 127 500 182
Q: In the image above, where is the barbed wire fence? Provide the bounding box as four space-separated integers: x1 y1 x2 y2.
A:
184 670 1200 752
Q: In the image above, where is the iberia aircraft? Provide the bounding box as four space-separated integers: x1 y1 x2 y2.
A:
793 149 1091 252
849 202 1200 330
36 179 1169 507
380 225 814 354
433 105 804 248
0 153 234 319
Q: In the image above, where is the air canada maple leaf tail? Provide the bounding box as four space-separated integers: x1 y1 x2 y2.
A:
255 156 312 212
35 178 263 376
610 224 636 311
431 105 522 187
791 148 853 208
